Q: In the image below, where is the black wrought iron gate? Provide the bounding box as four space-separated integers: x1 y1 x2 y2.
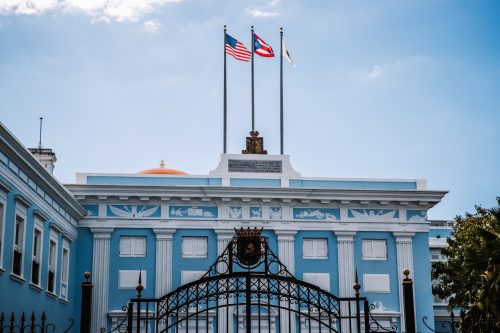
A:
115 228 396 333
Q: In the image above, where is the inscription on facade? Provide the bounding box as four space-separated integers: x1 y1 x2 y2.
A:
228 159 282 173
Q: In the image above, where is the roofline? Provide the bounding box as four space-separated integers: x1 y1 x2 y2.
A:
0 122 86 218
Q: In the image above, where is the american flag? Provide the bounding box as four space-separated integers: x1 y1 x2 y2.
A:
225 34 251 62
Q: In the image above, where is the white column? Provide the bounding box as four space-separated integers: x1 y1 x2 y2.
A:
215 230 235 333
275 230 297 274
394 232 415 333
336 231 356 331
153 229 175 297
90 228 113 333
276 230 297 333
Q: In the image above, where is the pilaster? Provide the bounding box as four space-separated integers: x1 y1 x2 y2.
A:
393 232 415 333
215 229 235 333
275 230 297 333
336 231 356 331
153 229 175 297
90 228 113 333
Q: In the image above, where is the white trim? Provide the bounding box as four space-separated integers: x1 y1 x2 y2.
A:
91 228 113 333
47 229 59 294
393 232 415 333
0 197 6 270
215 229 234 333
154 228 175 297
59 239 70 301
12 211 26 278
335 231 356 331
31 219 44 287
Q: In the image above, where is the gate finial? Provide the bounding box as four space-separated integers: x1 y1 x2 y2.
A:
136 271 144 298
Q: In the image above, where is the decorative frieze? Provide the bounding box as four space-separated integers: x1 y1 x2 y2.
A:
169 206 218 219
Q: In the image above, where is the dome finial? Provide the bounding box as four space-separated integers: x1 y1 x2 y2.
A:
160 159 165 168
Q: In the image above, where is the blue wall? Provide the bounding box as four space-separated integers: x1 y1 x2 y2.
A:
108 229 157 309
294 231 339 295
0 192 75 332
353 232 400 312
171 229 218 290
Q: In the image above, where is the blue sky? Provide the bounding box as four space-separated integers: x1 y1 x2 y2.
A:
1 0 499 220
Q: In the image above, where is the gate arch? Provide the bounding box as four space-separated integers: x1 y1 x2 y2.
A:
115 228 396 333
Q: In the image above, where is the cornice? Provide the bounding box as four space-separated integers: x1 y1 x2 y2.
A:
65 184 447 208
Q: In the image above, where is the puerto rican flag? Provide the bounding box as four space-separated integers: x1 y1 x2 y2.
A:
253 33 275 57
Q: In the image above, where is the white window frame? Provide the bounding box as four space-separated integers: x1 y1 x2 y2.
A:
31 220 44 286
12 210 26 278
60 239 70 300
47 229 58 294
0 194 6 270
302 238 328 259
362 239 387 260
119 236 147 257
182 237 208 258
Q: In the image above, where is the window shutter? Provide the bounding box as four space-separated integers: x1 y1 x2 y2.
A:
120 237 132 256
303 239 313 258
316 239 328 258
182 238 194 257
362 240 373 258
195 238 207 257
134 238 146 256
374 240 386 258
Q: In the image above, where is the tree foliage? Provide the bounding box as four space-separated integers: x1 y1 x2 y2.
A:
432 197 500 331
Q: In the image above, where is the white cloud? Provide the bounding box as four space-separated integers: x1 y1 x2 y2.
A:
143 19 160 32
0 0 181 22
246 8 280 18
367 65 384 79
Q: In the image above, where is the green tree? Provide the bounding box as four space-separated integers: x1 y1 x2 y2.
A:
432 198 500 332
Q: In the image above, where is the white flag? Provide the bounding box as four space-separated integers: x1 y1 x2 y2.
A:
282 39 295 68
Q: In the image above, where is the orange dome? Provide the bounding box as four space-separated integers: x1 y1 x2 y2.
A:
138 160 188 175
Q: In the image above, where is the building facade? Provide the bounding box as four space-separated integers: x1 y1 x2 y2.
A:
0 123 86 328
0 122 455 333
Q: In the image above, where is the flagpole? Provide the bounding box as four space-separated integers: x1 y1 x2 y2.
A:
223 25 227 154
280 27 284 155
251 25 255 131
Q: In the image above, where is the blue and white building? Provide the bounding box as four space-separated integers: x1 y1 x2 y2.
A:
0 123 86 326
0 121 455 332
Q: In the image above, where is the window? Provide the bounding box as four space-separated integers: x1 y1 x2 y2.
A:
12 215 25 276
429 249 447 262
362 240 387 260
31 226 43 286
120 237 146 257
182 237 208 258
47 231 58 294
60 241 70 300
302 239 328 259
0 202 5 268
